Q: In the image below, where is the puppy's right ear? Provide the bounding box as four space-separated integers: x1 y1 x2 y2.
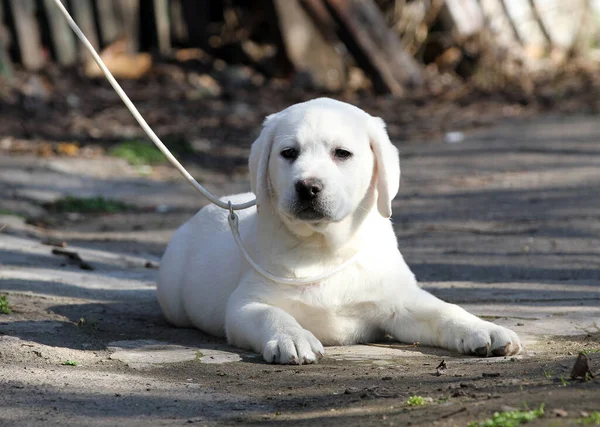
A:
368 116 400 218
249 113 280 212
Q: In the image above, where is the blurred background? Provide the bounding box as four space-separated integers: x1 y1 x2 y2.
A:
1 0 600 227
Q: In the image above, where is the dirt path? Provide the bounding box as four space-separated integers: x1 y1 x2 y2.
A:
1 114 599 426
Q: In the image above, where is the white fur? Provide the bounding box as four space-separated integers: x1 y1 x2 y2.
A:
157 98 521 364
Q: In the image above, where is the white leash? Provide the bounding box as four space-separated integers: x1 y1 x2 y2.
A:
53 0 360 285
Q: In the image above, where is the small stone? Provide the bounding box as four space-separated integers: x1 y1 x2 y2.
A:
67 212 82 221
552 408 568 417
444 131 465 144
482 372 501 378
571 353 593 380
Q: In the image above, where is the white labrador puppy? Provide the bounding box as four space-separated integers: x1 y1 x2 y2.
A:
157 98 521 364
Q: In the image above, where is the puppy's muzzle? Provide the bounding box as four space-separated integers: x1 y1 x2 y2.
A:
292 178 329 221
295 178 323 201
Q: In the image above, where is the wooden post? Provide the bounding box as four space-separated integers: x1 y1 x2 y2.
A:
0 2 15 79
300 0 343 44
443 0 484 36
96 0 122 46
170 0 188 45
274 0 346 91
119 0 140 54
8 0 45 70
498 0 524 46
324 0 422 95
154 0 171 55
69 0 100 58
42 0 77 66
527 0 554 47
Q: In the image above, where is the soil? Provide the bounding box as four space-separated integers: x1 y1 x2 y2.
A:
1 72 599 425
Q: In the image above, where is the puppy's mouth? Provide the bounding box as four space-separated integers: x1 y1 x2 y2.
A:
291 204 330 222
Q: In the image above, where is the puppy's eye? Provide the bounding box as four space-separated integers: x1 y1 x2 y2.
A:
333 148 352 160
280 148 299 161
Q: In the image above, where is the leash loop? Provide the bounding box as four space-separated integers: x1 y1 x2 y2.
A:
226 211 362 285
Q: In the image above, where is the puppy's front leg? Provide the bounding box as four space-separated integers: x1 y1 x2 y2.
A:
386 286 521 356
226 291 325 365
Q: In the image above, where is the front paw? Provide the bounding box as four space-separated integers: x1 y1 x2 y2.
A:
263 328 325 365
454 322 521 357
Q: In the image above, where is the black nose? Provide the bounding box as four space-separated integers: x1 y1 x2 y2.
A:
295 179 324 200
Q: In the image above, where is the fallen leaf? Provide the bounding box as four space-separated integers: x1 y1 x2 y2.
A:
436 359 447 376
85 40 152 79
57 142 80 156
52 248 82 261
40 238 67 247
51 248 95 271
38 143 54 157
571 353 594 380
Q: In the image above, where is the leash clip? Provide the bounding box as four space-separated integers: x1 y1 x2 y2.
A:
228 201 235 220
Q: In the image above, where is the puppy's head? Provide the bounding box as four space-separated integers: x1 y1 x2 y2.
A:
249 98 400 228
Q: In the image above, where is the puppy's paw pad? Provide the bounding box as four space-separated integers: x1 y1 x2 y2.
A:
262 329 324 365
473 345 489 357
491 343 510 357
464 324 521 357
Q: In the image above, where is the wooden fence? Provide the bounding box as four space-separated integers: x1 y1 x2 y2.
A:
0 0 427 94
0 0 594 95
0 0 192 73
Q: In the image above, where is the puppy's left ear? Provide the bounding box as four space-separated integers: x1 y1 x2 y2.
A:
248 112 280 212
368 117 400 218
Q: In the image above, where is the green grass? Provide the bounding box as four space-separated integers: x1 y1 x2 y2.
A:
406 395 426 407
62 360 78 366
0 209 24 217
109 140 167 166
581 349 600 355
108 136 194 167
45 196 132 214
578 411 600 425
468 404 545 427
0 295 11 314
